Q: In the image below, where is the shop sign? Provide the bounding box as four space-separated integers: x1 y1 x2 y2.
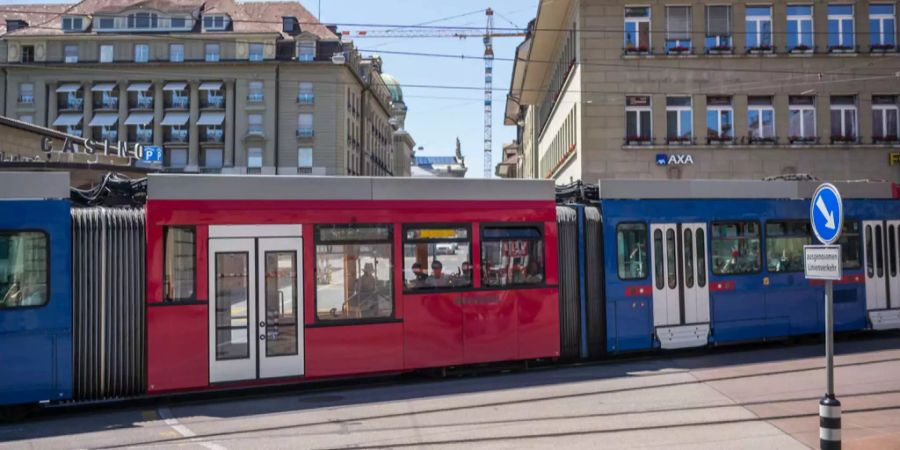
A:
41 136 147 162
656 153 695 166
890 152 900 166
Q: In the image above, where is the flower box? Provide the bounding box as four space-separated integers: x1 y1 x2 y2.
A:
874 135 899 144
625 45 650 54
749 136 777 144
788 136 817 144
707 45 732 54
747 45 774 53
830 135 856 143
624 136 652 145
828 45 855 53
870 44 896 52
666 136 693 144
707 135 733 144
667 46 691 55
789 44 812 53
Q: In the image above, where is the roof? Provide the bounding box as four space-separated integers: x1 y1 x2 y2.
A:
595 180 895 200
415 156 458 166
148 174 555 201
1 0 338 39
0 172 70 200
382 73 403 104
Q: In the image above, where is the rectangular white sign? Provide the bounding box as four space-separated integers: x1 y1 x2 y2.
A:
804 245 842 280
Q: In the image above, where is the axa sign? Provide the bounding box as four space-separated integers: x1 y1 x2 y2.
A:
656 153 694 166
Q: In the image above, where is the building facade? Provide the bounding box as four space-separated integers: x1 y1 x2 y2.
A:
410 139 468 178
0 0 411 176
507 0 900 183
495 140 524 178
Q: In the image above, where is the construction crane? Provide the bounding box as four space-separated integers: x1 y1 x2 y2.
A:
483 8 494 178
339 10 525 178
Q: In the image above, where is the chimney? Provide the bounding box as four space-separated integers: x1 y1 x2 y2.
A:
282 16 299 35
326 24 338 35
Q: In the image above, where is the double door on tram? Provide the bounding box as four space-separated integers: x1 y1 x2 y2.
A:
863 220 900 329
208 226 304 383
650 223 711 348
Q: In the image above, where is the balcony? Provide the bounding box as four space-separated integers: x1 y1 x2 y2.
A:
247 93 264 103
59 95 84 112
93 128 118 142
201 128 224 143
18 95 34 105
131 95 154 110
165 128 188 143
202 95 224 109
129 129 153 144
296 128 314 138
94 95 119 111
247 124 264 136
297 93 314 105
65 127 83 137
167 96 189 109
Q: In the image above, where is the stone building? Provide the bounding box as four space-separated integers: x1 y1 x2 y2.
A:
506 0 900 183
0 0 411 176
411 139 468 178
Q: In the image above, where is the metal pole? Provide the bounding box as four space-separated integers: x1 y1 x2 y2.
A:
819 279 841 450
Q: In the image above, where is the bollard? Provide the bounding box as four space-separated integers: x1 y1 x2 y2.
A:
819 395 841 450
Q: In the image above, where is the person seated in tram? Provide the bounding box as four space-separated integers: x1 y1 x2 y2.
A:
428 260 450 288
450 261 472 287
408 262 428 288
355 262 380 317
523 260 543 284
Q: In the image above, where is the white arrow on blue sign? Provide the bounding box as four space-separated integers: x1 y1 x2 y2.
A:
810 183 843 245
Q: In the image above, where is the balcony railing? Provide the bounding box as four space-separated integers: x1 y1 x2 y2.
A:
133 96 153 109
66 127 83 137
201 129 224 143
247 125 264 136
133 130 153 144
18 95 34 104
296 128 314 138
203 96 224 108
247 93 264 103
166 129 188 143
97 130 118 142
167 96 189 109
60 97 84 111
95 97 119 110
297 93 314 104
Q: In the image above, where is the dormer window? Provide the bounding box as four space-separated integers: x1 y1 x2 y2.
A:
128 12 158 29
97 17 114 29
171 17 186 28
62 16 83 32
203 15 227 31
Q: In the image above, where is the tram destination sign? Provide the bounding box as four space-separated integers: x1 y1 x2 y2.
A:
804 245 842 280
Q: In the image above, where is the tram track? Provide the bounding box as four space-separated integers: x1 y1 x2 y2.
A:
84 350 900 450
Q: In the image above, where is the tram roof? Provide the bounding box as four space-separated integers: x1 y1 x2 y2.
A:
148 174 556 201
0 171 70 200
596 179 895 200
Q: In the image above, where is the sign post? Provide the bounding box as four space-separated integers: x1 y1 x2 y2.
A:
806 183 843 450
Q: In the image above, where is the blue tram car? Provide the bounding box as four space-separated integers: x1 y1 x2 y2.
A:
0 172 73 407
557 179 898 358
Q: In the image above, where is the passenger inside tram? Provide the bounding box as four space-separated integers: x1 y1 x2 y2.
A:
428 260 450 287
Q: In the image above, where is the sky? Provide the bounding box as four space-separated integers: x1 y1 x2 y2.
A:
0 0 540 177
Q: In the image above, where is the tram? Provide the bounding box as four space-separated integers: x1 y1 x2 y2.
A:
1 171 898 414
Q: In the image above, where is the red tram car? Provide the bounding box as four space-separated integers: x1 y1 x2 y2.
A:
145 175 560 393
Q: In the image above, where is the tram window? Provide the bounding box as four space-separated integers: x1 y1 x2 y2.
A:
684 228 694 288
890 225 897 278
876 225 884 278
0 231 48 309
403 226 471 290
839 221 861 269
482 226 545 287
696 229 707 287
711 221 761 275
666 229 677 289
616 223 647 280
314 225 393 322
866 225 874 278
163 226 195 302
765 221 811 273
654 229 664 289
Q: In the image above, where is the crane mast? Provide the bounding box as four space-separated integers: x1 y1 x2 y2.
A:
483 8 494 178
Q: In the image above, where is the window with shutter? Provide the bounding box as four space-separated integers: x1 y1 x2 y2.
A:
706 6 733 51
666 6 692 52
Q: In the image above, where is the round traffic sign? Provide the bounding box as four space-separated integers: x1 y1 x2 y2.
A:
810 183 843 245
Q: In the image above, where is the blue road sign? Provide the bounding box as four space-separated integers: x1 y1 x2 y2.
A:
810 183 843 245
142 146 162 163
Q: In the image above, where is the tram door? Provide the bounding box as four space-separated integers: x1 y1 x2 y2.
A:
208 226 304 383
863 220 900 329
650 223 711 348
